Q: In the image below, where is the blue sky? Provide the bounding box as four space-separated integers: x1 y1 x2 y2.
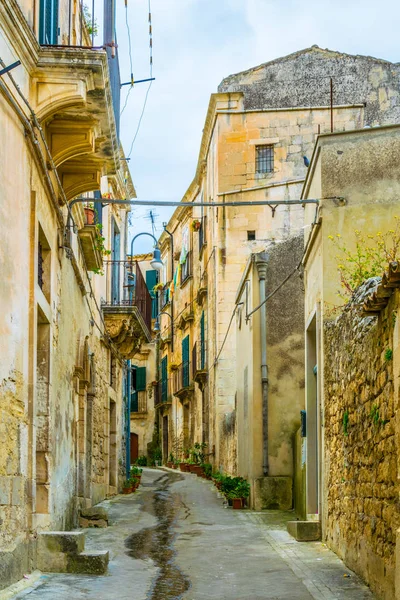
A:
107 0 400 252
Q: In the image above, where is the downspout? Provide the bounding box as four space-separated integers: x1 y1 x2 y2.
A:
125 361 131 480
163 225 174 352
255 254 269 477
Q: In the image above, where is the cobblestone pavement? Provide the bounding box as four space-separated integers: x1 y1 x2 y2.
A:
7 468 374 600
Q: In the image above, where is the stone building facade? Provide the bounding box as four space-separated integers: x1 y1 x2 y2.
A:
302 125 400 599
0 0 150 588
156 46 400 489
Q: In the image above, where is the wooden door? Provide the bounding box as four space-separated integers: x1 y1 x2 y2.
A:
130 433 139 464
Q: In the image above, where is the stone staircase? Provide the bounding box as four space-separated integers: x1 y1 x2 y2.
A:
37 531 109 575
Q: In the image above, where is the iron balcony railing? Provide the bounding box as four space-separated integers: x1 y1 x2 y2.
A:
155 378 172 406
192 340 207 374
199 216 207 252
160 283 171 309
180 251 192 285
101 260 152 332
131 390 147 414
172 361 191 394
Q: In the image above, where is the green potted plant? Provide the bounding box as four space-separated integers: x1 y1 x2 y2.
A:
153 447 162 467
167 453 174 468
122 479 132 494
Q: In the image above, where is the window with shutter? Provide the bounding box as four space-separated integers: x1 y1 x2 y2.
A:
39 0 59 44
200 312 205 369
146 269 158 319
135 367 146 391
182 335 190 387
161 356 168 402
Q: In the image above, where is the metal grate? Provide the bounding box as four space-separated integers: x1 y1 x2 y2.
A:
255 145 274 174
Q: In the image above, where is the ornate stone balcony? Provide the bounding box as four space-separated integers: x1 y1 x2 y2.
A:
101 261 152 359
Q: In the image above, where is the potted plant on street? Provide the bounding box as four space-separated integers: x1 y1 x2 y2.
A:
122 479 133 494
236 479 250 508
167 453 174 469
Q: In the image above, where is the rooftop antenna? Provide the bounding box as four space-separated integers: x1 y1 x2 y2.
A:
144 209 159 237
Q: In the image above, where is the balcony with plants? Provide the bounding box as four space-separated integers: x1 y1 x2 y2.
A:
192 341 208 390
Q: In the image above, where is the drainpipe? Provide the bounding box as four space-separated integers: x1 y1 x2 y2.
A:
163 224 174 353
255 254 269 477
126 360 131 481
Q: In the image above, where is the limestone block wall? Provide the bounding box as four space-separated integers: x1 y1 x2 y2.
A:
324 282 400 600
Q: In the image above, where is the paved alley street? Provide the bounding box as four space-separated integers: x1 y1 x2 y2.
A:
10 469 374 600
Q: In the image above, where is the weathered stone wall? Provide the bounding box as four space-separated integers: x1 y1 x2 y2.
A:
324 281 400 600
219 46 400 126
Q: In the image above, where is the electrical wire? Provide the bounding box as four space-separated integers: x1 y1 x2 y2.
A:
211 208 320 366
120 0 134 117
127 0 153 157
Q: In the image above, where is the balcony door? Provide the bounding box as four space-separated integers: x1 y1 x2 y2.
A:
161 356 168 402
111 218 120 305
182 335 190 387
39 0 58 45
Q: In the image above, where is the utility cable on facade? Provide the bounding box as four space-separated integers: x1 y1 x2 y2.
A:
211 209 320 366
127 0 153 157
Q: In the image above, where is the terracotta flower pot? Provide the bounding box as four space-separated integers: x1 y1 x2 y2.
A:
232 498 243 509
189 464 197 473
84 207 95 225
167 462 173 468
123 487 132 494
180 463 187 471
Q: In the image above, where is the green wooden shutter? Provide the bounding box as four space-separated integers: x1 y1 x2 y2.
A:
161 356 168 402
146 270 158 319
39 0 58 44
200 311 205 369
182 335 190 387
135 367 146 391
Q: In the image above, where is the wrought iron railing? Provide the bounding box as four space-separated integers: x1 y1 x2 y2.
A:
131 390 147 414
172 361 191 394
192 340 207 374
180 251 192 285
199 216 207 252
160 283 171 309
155 378 172 405
101 260 152 331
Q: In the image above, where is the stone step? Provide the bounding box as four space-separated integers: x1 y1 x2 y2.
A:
37 532 109 575
67 551 109 575
37 532 86 572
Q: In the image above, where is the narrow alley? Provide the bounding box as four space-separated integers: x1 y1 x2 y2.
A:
8 469 373 600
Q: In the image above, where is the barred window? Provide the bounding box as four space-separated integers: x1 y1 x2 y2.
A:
255 145 274 174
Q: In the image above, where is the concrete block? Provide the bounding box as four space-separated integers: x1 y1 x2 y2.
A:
287 520 321 541
67 551 109 575
253 476 292 511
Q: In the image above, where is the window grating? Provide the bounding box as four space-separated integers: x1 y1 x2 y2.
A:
256 145 274 174
38 242 44 290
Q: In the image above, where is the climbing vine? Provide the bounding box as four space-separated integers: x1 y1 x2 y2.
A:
328 219 400 299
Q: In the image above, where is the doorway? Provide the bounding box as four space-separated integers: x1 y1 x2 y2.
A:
306 313 320 517
163 416 169 463
109 400 117 487
130 432 139 464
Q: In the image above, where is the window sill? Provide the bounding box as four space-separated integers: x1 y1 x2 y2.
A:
180 275 193 289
